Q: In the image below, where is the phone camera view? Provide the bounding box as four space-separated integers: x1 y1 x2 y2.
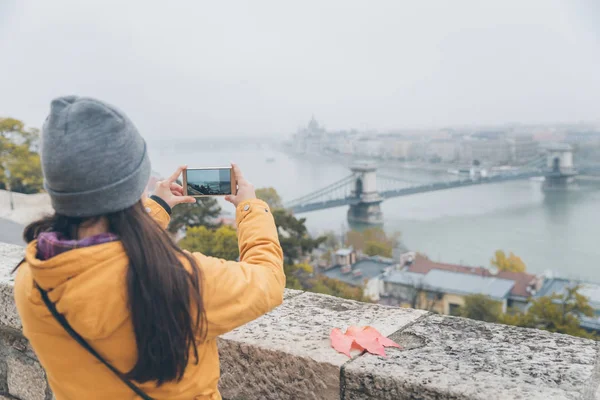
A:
186 169 232 196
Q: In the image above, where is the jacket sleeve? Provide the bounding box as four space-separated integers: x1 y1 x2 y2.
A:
193 199 285 339
143 197 171 230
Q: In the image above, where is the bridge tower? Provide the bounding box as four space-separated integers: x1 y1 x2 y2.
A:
543 144 577 190
347 162 384 225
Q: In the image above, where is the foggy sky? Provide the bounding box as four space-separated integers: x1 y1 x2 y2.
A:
1 0 599 137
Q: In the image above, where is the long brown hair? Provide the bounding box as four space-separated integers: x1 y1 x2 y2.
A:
20 201 207 386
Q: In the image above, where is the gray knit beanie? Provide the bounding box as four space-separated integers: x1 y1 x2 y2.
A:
41 96 151 217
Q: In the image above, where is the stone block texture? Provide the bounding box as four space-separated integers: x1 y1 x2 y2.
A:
343 314 600 400
218 292 425 400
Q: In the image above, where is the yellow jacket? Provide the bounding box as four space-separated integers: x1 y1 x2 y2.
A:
14 198 285 400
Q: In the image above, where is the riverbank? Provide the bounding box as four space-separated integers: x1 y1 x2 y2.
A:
279 145 459 172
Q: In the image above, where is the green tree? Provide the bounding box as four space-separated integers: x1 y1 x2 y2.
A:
502 285 595 339
491 250 526 273
255 187 283 209
168 196 222 234
459 286 595 340
273 208 325 264
179 225 239 260
284 262 367 301
346 228 399 257
364 240 393 258
253 187 366 301
0 118 43 194
459 294 503 323
309 275 367 302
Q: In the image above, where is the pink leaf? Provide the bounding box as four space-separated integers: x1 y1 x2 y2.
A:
364 326 402 349
348 326 386 357
330 326 402 358
330 328 354 357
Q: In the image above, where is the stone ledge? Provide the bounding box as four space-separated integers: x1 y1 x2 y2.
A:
218 291 425 400
343 313 599 399
0 244 23 333
1 242 599 400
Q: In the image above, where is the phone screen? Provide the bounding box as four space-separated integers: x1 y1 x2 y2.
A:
185 168 233 196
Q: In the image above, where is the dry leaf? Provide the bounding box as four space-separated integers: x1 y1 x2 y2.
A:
330 328 354 357
330 326 402 358
364 326 402 349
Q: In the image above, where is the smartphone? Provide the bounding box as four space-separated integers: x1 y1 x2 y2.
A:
183 167 236 197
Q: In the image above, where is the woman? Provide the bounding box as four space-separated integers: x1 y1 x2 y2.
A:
13 96 285 399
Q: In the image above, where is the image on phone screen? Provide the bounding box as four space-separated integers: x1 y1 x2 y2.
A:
185 168 232 196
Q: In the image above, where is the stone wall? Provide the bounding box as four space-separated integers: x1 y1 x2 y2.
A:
1 242 599 399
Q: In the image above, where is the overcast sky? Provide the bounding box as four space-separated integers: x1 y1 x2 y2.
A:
1 0 599 137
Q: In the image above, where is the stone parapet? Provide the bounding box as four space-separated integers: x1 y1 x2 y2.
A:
0 243 598 399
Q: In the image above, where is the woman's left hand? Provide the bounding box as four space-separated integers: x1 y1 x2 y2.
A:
153 165 197 209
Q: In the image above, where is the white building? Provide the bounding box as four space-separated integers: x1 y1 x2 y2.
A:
380 137 414 160
426 139 459 163
292 117 327 154
353 137 383 158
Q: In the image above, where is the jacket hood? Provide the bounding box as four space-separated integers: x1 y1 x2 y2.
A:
24 240 131 340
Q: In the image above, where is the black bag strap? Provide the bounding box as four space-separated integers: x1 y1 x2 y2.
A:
35 283 153 400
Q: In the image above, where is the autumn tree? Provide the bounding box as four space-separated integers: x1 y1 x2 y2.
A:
0 118 43 194
178 225 239 260
459 294 503 323
491 250 526 273
364 241 393 258
255 187 283 209
284 262 314 290
502 285 595 339
346 228 399 258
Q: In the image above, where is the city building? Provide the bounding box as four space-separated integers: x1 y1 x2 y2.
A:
353 137 383 158
508 134 540 165
376 135 418 160
460 137 513 166
291 116 327 154
381 254 541 314
321 250 397 301
383 268 515 315
494 270 542 311
426 139 459 163
332 247 357 267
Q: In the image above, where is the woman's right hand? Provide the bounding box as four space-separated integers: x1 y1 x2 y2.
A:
225 163 256 207
154 165 197 209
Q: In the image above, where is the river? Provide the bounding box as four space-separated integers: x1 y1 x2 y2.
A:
148 139 600 283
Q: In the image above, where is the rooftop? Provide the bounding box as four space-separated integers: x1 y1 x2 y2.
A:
493 270 538 298
423 270 515 300
322 258 394 286
383 270 425 286
406 254 537 299
334 247 353 256
406 254 490 277
384 269 516 300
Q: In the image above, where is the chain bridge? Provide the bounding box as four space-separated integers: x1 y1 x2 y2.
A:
284 144 597 224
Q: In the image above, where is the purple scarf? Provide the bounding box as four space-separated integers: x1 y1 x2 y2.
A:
37 232 119 261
